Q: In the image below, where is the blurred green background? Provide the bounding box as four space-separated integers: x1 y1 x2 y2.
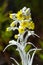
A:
0 0 43 65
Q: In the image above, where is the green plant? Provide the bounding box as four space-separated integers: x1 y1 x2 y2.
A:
3 7 42 65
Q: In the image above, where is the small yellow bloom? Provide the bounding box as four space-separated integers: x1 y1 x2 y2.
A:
14 34 18 39
20 21 29 28
10 22 15 27
18 27 25 34
16 10 24 20
6 27 9 31
9 14 13 19
28 21 35 30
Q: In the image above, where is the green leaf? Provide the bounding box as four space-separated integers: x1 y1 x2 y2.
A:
39 40 43 48
25 44 31 53
39 54 43 60
0 45 3 51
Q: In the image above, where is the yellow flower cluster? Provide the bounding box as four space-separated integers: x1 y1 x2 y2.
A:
20 21 34 29
6 7 35 39
18 21 35 34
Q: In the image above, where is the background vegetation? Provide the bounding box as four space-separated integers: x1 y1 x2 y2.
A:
0 0 43 65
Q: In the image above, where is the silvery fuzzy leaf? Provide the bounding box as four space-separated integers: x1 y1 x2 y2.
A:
22 7 27 13
3 40 17 52
24 31 40 43
22 7 31 16
10 57 20 65
16 48 28 65
28 49 36 65
10 27 18 31
10 13 17 20
6 27 18 31
27 48 42 65
12 63 14 65
27 42 36 48
3 39 27 53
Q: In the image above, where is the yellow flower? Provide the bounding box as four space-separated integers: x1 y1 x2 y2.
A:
6 27 9 31
14 34 18 39
20 21 29 28
20 20 35 30
9 14 13 19
28 21 35 30
16 10 24 20
18 27 25 34
10 22 15 27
